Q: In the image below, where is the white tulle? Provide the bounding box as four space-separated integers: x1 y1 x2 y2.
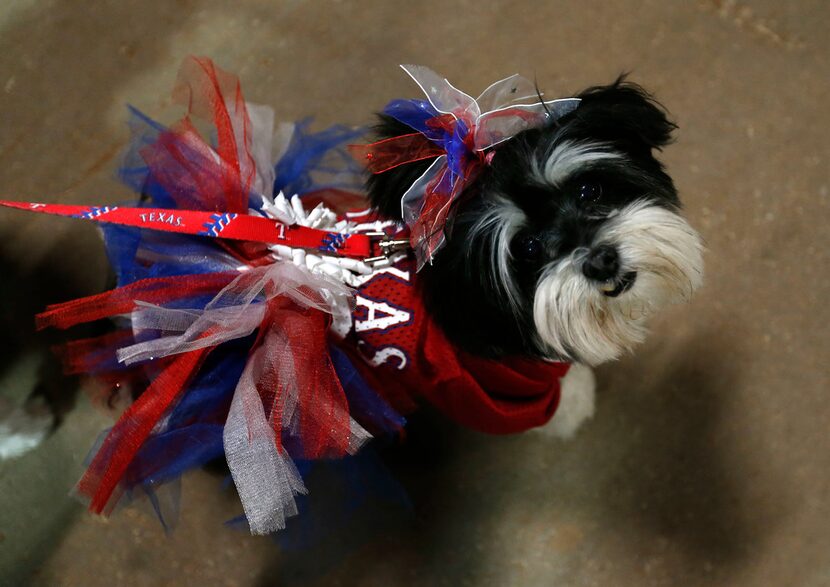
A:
117 261 353 365
116 259 367 533
223 328 308 535
245 103 277 200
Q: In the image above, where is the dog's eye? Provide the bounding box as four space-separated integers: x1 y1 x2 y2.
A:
578 181 602 202
513 235 543 261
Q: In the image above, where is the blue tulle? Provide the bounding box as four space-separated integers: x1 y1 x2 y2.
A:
223 450 413 562
102 224 239 287
445 120 470 180
143 480 181 534
108 106 243 288
123 336 253 493
119 105 264 212
329 344 405 436
384 98 469 180
273 118 367 198
274 451 413 558
119 106 178 209
99 104 406 541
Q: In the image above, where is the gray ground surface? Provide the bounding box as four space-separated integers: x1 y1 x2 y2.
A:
0 1 828 585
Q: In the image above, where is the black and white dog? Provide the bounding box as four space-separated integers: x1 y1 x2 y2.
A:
367 79 704 437
0 78 703 456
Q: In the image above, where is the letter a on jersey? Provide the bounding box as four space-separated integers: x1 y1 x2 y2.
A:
354 295 411 332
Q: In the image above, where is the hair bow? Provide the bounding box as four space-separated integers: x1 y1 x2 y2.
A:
353 65 581 269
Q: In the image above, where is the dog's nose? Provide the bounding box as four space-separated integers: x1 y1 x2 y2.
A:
582 245 620 281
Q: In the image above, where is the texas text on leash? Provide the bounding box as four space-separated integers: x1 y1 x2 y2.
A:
0 59 702 534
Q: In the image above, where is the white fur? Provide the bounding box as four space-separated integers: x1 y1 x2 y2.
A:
536 140 623 186
0 400 51 460
536 363 596 439
534 200 703 365
467 196 526 311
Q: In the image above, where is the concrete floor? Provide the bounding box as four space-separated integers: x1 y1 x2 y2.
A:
1 1 829 585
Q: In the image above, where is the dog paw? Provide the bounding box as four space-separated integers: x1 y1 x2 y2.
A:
0 397 52 460
536 363 596 440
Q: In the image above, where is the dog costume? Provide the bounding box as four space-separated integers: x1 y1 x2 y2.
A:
0 57 573 533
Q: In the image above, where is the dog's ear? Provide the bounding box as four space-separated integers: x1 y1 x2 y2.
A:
569 77 676 152
365 115 435 221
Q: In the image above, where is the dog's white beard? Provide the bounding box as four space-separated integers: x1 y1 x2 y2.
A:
534 200 703 365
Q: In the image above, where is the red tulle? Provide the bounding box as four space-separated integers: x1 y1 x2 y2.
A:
140 56 271 264
290 310 351 459
301 188 372 216
36 273 237 330
76 344 214 514
72 283 353 515
348 133 443 174
171 56 253 214
256 299 352 459
54 329 135 375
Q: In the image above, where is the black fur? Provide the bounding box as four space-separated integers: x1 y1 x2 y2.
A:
366 79 680 359
365 115 436 221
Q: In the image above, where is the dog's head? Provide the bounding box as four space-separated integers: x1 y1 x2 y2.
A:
367 79 703 365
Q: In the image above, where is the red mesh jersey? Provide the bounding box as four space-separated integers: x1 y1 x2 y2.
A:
339 257 570 435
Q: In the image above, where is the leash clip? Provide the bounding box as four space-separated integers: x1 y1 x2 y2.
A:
363 232 411 265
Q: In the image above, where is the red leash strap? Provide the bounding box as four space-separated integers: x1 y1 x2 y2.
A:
0 200 372 259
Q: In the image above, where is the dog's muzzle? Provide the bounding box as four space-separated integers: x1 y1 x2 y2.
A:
581 244 638 297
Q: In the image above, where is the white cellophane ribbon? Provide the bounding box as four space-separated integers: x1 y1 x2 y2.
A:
397 66 582 267
399 64 582 151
